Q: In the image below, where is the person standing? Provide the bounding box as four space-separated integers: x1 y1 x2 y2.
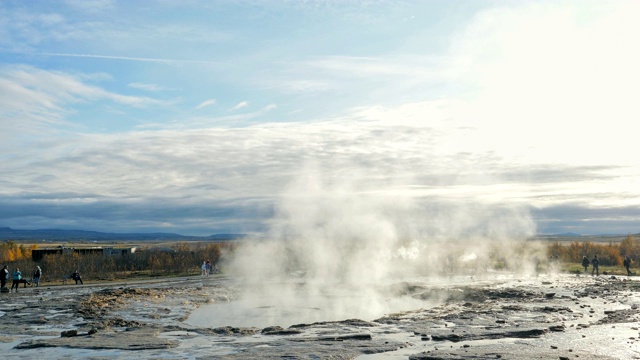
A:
11 268 22 292
1 265 8 289
33 266 42 287
591 255 600 276
201 261 207 277
623 256 632 276
71 270 83 285
581 256 590 273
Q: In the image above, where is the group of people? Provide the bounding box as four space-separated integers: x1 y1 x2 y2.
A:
581 255 633 276
1 265 42 292
200 260 217 276
582 255 600 275
1 265 85 292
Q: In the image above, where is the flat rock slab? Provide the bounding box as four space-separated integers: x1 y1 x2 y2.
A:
15 332 178 350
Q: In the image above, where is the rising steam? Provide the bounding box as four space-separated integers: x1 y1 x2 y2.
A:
231 162 537 284
222 162 541 327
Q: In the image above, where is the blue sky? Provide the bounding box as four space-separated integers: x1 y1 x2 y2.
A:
1 0 640 237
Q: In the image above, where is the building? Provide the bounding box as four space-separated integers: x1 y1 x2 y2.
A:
31 246 137 262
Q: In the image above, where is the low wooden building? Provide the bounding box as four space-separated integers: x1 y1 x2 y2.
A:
32 246 136 261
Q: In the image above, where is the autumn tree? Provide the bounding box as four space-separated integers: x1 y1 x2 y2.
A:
619 234 639 259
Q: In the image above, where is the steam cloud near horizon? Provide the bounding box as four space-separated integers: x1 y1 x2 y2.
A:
211 162 544 326
223 162 545 326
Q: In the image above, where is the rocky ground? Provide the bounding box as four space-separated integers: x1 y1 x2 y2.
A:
1 272 640 359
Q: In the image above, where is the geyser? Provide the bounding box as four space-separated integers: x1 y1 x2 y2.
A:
204 164 540 328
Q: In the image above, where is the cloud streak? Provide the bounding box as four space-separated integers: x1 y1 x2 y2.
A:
23 52 224 65
195 99 217 110
229 101 249 111
128 82 172 92
0 65 162 142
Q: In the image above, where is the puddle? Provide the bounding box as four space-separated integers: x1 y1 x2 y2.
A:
185 273 564 329
186 282 433 328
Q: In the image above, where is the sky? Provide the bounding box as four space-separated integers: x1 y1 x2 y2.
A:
1 0 640 237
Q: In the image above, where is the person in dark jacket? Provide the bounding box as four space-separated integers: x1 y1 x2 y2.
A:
33 266 42 287
623 256 632 276
71 270 83 285
1 265 8 289
591 255 599 276
581 256 590 273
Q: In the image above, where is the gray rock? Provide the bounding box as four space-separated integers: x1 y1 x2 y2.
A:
61 330 77 337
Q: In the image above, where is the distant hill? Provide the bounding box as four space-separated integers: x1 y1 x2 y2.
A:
551 232 582 237
535 232 638 243
0 227 245 242
207 233 246 240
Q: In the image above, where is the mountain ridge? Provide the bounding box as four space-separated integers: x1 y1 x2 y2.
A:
0 227 245 241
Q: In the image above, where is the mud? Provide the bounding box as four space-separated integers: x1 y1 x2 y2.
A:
1 273 640 359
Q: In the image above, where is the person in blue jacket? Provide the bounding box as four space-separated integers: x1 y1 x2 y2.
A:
11 268 22 292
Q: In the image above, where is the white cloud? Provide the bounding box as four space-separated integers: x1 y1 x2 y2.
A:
263 54 451 98
195 99 217 110
0 65 160 140
34 52 222 65
262 104 277 112
64 0 115 12
447 1 640 167
277 79 336 93
229 101 249 111
129 82 171 92
3 94 638 234
306 55 445 79
3 105 628 206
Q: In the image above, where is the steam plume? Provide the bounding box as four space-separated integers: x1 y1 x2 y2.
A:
225 162 540 327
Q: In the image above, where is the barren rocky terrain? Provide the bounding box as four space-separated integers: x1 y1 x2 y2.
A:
1 273 640 359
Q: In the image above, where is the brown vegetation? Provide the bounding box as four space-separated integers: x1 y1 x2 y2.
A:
0 241 32 262
1 241 232 284
547 234 639 266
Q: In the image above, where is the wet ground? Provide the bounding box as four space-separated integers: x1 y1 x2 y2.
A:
1 272 640 359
